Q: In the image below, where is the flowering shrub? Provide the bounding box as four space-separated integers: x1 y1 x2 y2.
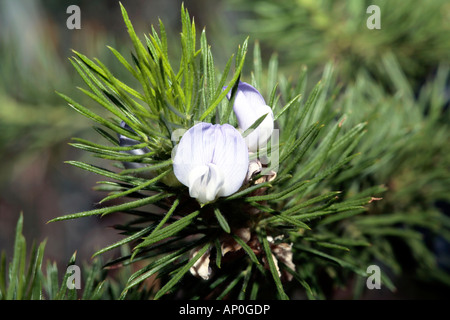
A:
1 2 448 301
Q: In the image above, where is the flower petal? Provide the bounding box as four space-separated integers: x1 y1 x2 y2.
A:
173 122 249 202
172 122 213 187
226 82 274 152
188 163 225 203
210 124 249 196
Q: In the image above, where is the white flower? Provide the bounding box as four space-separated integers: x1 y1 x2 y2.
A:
226 81 274 152
172 122 249 204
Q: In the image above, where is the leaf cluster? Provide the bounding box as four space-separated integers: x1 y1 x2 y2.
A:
42 2 450 300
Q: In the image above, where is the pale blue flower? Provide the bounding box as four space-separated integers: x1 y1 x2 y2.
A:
226 81 274 152
118 121 151 173
173 122 249 203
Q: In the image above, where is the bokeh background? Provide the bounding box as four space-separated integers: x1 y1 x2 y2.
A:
0 0 448 299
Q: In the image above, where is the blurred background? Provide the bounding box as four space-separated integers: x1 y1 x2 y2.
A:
0 0 448 299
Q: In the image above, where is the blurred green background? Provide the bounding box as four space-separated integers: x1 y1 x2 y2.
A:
0 0 448 299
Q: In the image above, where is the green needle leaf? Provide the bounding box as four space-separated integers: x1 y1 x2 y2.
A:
154 242 210 300
214 207 231 233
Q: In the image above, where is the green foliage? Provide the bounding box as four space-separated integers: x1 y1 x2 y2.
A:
0 214 163 300
228 0 450 89
30 2 449 300
230 0 450 295
334 58 450 289
49 4 372 300
0 214 102 300
0 214 45 300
